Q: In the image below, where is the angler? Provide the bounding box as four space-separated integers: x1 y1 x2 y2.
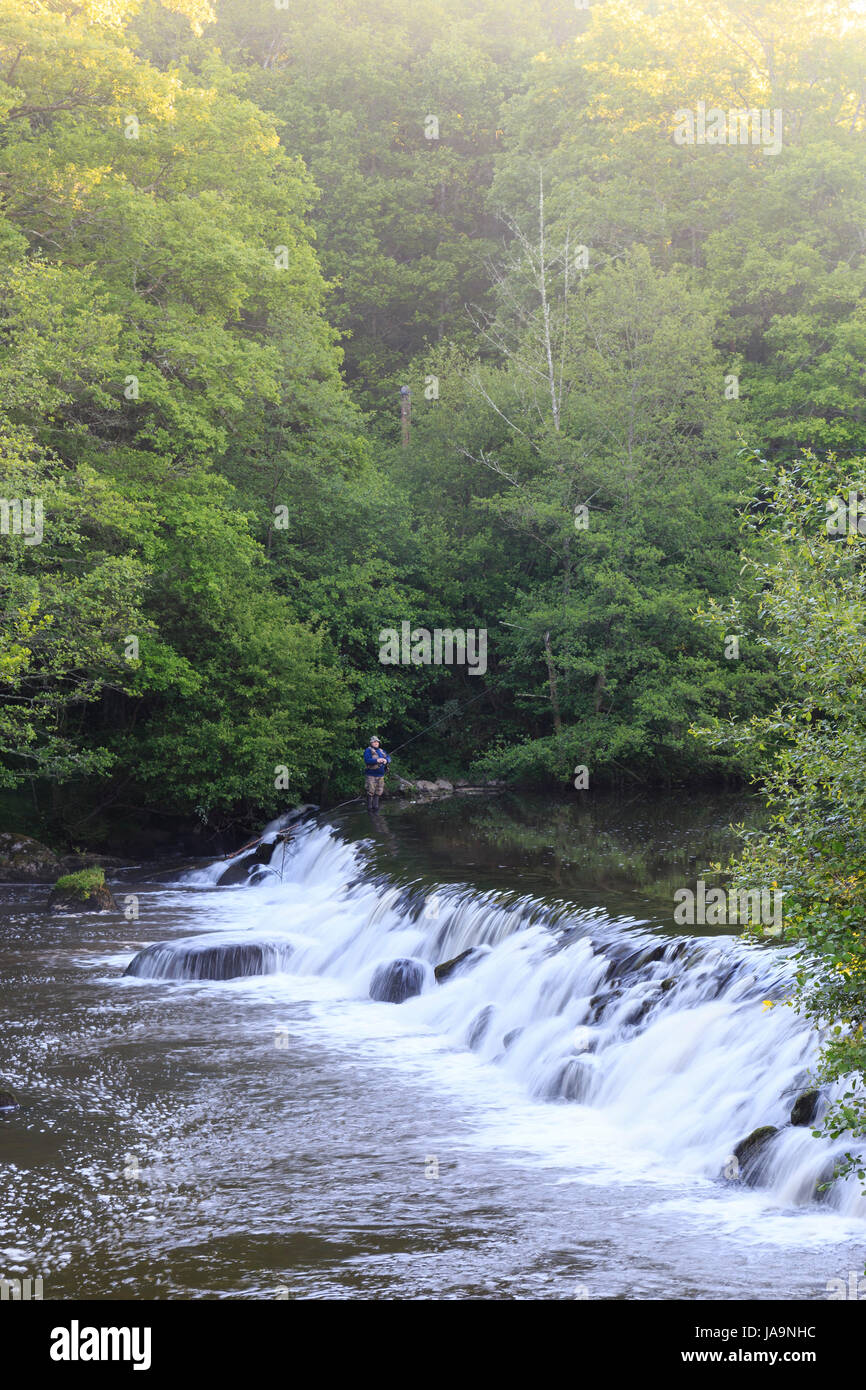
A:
364 735 390 812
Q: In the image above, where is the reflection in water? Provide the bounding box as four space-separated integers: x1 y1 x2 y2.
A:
344 789 769 930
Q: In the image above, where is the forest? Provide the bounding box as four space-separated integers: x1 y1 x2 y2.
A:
4 0 865 829
2 0 866 1308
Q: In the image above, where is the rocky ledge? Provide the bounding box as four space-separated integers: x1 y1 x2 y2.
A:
0 832 123 884
391 777 505 797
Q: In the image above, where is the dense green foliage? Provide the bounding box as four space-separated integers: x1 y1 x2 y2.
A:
695 452 866 1157
0 0 363 833
2 0 866 841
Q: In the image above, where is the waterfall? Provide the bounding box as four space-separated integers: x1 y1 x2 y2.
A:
123 819 866 1219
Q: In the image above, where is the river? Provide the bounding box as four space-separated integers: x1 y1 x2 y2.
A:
1 790 863 1300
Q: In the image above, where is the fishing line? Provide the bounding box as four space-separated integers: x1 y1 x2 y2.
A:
277 687 491 876
388 685 491 755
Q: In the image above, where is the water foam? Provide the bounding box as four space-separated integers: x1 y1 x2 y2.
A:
124 821 866 1220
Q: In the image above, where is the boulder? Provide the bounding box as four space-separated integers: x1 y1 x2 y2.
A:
0 832 60 883
47 868 117 914
0 1089 18 1113
731 1125 777 1184
369 957 427 1004
217 855 257 886
0 834 123 882
435 779 454 792
414 780 440 794
790 1089 821 1127
126 939 292 981
217 830 291 886
434 947 483 983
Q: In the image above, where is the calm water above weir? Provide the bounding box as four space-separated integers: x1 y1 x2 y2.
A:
1 790 864 1301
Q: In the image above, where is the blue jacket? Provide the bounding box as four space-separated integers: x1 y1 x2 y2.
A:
364 746 390 778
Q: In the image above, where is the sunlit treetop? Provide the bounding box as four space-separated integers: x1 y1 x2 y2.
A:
47 0 215 35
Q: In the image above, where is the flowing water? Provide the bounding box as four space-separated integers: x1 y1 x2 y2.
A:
1 792 864 1301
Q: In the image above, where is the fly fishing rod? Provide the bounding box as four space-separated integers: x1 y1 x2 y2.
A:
271 686 492 877
304 686 493 819
388 685 491 756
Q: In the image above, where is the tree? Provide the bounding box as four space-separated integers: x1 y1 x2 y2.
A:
695 450 866 1170
0 0 363 832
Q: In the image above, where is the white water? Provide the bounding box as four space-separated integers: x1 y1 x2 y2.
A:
124 819 866 1231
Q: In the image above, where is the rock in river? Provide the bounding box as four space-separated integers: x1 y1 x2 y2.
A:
434 947 485 983
731 1125 778 1183
369 958 427 1003
0 833 61 883
126 939 293 981
790 1089 821 1126
47 868 117 914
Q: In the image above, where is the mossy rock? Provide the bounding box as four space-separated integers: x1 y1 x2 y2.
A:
47 867 117 914
790 1089 820 1126
434 947 484 983
732 1125 778 1184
